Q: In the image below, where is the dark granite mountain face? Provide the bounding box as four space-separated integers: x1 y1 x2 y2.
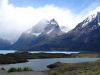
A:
10 12 100 51
65 12 100 51
11 19 64 50
0 38 11 50
29 12 100 51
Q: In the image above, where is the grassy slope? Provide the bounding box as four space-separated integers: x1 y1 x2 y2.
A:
48 60 100 75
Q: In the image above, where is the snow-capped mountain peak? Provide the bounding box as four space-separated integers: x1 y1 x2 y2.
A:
43 19 63 35
46 28 54 34
25 18 62 37
82 14 96 27
50 19 58 25
82 12 100 27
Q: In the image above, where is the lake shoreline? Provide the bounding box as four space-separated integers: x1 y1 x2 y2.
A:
0 52 78 65
48 59 100 75
0 51 100 65
0 58 99 71
0 59 100 75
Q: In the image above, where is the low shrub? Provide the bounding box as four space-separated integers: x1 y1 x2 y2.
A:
1 68 5 70
8 68 17 72
8 67 33 72
23 67 32 71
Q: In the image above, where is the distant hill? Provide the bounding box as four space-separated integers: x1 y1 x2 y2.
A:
0 38 11 50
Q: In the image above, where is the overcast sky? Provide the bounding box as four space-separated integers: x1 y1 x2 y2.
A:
0 0 100 42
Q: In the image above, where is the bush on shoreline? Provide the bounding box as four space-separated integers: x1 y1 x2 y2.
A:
1 68 5 70
8 67 33 72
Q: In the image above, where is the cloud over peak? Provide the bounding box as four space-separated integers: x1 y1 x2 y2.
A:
0 0 100 42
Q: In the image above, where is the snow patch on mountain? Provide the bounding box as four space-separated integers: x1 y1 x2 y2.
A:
31 33 41 36
50 19 58 25
26 29 32 34
97 12 100 25
46 29 54 34
98 23 100 25
82 14 96 27
81 12 100 27
26 29 41 36
25 18 63 37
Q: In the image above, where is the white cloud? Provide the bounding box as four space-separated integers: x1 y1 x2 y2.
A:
0 0 100 42
87 7 100 15
0 0 76 42
74 3 100 25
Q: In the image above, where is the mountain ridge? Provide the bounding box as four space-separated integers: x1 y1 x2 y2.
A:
11 19 64 50
0 12 100 51
0 38 11 50
28 12 100 51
